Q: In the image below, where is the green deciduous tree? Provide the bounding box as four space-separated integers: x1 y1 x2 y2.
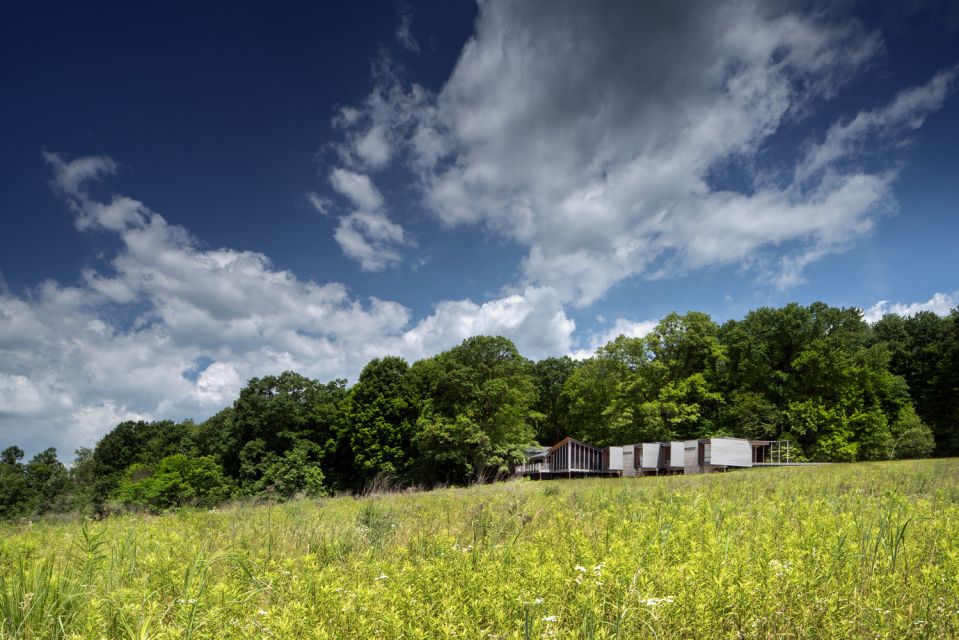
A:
1 447 70 517
0 446 33 519
600 313 726 444
874 309 959 455
220 372 346 493
66 447 97 512
561 352 628 445
531 356 578 445
719 303 925 461
258 443 327 499
719 390 780 440
888 405 935 459
24 448 69 514
341 356 421 488
412 336 538 484
91 420 198 506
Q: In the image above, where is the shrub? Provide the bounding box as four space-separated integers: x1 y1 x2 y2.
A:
115 454 232 510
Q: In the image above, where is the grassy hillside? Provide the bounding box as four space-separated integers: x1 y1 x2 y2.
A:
2 460 958 639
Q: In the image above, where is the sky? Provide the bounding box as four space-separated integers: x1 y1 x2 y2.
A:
1 0 958 457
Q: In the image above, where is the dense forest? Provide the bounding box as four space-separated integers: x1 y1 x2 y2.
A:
2 302 957 518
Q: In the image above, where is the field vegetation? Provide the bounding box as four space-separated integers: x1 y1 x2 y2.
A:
2 459 958 639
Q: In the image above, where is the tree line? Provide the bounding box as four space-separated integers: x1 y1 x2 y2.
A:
2 302 957 518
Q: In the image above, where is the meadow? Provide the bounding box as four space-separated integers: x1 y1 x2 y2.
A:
1 460 958 639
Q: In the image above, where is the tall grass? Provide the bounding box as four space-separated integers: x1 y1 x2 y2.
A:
2 459 958 638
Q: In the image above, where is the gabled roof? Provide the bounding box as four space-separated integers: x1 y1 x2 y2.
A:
547 436 600 454
524 446 550 460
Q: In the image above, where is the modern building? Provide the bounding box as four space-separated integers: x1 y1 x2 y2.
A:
518 436 797 479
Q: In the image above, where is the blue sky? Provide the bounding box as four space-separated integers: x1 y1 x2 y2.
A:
1 0 957 455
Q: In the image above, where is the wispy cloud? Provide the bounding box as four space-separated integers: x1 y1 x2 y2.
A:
395 4 419 53
306 191 332 216
796 65 959 183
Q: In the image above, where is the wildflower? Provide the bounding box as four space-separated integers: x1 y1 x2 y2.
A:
533 598 544 605
768 559 793 575
374 574 388 581
574 565 587 572
542 615 558 622
257 610 269 616
638 597 674 606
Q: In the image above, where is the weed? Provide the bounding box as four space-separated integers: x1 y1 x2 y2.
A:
1 459 958 638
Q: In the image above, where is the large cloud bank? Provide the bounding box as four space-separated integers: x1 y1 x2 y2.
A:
329 0 955 302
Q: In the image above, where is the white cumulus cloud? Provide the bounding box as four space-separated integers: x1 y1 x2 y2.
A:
329 168 385 211
0 154 578 455
862 291 958 323
568 318 660 360
334 211 407 271
325 167 409 271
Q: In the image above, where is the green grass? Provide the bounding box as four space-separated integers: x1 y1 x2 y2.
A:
2 460 959 639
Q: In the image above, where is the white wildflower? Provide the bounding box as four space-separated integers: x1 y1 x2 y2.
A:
639 597 674 606
534 598 544 605
542 615 558 622
574 565 587 572
374 574 388 581
768 559 793 575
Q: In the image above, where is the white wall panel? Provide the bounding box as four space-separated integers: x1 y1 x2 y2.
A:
641 443 660 468
670 442 685 468
708 438 753 468
605 446 623 471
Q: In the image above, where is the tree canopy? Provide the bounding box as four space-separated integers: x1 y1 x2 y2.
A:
2 301 956 518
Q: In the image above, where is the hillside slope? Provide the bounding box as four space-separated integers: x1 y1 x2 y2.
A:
2 460 958 639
